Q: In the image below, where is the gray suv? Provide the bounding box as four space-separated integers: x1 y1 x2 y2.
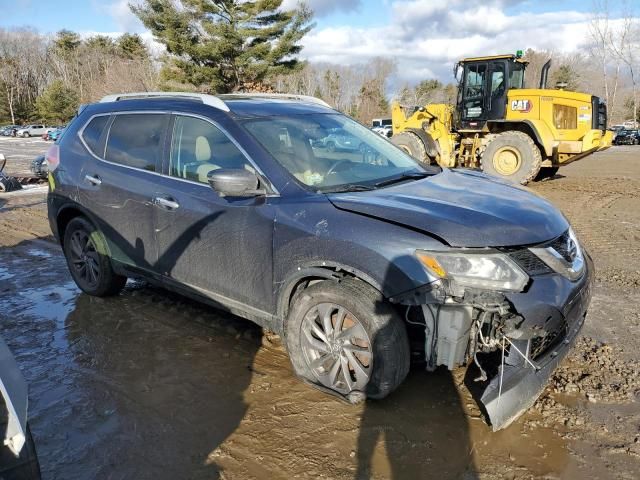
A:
47 92 593 430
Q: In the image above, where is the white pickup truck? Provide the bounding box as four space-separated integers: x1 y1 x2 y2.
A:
16 125 48 138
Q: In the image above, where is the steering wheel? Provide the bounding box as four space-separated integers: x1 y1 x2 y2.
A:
326 159 351 177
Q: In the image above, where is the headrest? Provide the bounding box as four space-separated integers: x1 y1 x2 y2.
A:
195 136 211 162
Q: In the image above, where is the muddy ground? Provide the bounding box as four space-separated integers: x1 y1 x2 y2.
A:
0 138 639 479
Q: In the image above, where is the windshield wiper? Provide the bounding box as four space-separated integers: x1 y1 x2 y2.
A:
321 184 375 193
374 171 431 188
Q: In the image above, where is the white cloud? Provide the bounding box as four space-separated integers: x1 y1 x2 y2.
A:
94 0 146 33
281 0 361 17
298 0 597 84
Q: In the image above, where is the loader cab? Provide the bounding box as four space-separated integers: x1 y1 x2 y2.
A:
455 54 527 131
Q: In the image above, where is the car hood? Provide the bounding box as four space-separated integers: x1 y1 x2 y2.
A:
327 169 568 248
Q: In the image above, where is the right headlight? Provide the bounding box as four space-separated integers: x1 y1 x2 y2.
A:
416 250 529 292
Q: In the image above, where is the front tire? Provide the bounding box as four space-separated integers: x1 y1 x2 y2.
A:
286 278 410 401
62 217 127 297
481 131 542 185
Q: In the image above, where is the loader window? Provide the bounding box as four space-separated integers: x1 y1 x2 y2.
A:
509 62 525 89
463 63 486 118
491 65 505 97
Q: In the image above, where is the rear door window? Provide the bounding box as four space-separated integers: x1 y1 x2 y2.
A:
105 114 168 172
81 115 110 157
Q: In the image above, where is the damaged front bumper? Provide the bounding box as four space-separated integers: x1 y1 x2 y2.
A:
481 274 591 430
393 249 594 431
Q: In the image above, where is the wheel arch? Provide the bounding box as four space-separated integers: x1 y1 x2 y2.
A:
276 263 385 333
55 203 112 257
487 120 553 158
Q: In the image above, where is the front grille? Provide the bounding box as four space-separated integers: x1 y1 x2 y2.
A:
548 230 573 262
592 96 607 130
509 249 552 275
530 322 567 359
507 229 572 275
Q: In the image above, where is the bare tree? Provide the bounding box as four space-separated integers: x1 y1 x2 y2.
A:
608 1 639 124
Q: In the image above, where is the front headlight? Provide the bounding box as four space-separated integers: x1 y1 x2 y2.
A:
416 250 529 292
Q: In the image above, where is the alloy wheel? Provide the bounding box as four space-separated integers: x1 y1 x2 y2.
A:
300 303 372 395
69 230 101 289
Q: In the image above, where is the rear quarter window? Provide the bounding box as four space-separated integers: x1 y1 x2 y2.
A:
104 114 167 172
80 115 110 158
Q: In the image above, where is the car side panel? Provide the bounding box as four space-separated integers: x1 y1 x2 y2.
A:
272 195 443 325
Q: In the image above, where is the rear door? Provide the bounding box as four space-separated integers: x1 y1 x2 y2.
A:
152 113 276 314
77 112 169 271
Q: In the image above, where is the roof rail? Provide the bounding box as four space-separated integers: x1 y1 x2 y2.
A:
223 93 332 108
99 92 230 112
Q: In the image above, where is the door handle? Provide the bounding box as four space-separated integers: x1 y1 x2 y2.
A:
84 174 102 186
154 196 180 210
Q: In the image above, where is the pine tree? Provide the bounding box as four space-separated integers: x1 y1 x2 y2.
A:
35 80 79 124
132 0 313 93
117 33 148 60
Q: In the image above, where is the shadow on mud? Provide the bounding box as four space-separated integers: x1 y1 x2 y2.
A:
356 368 477 479
354 257 478 479
63 287 261 479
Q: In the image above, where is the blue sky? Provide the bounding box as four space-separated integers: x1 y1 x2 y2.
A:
0 0 595 34
0 0 628 84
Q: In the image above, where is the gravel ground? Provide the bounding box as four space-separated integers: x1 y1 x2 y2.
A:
0 140 639 479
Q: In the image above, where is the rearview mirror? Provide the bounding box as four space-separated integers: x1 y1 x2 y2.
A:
207 169 266 197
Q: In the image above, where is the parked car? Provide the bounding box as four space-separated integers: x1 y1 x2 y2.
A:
0 336 41 479
48 126 66 142
318 129 365 152
47 92 593 430
0 125 19 136
16 125 47 138
30 155 48 178
372 125 393 138
613 129 640 145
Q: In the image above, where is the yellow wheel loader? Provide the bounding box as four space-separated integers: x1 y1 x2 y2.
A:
391 53 613 184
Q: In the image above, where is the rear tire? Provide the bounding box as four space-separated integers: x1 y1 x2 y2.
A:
390 132 430 164
62 217 127 297
285 278 410 401
481 131 542 185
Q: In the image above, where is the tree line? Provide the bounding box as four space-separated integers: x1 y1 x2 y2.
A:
0 0 637 126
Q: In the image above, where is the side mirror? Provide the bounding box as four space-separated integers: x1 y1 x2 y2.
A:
0 154 5 161
207 169 266 197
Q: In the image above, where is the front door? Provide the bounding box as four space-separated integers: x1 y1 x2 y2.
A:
487 61 507 120
152 114 275 314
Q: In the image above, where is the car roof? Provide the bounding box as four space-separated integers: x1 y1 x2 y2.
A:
89 92 335 118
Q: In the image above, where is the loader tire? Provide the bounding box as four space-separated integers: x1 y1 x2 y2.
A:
391 132 430 164
481 131 542 185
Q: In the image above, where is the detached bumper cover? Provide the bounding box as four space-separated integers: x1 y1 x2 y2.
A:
480 271 593 431
0 337 28 456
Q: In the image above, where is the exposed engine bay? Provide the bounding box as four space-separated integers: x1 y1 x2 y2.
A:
400 285 589 430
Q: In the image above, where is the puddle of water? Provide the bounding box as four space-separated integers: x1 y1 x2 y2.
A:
26 248 53 259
